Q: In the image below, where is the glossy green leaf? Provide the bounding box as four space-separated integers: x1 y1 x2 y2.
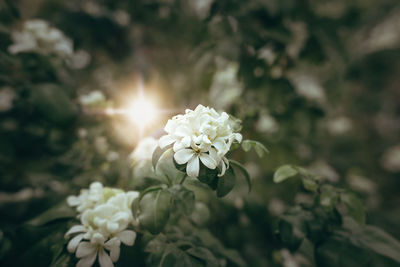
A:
139 189 172 234
241 140 269 157
230 159 251 192
302 178 318 192
156 148 186 185
273 165 298 183
152 145 167 170
216 167 236 197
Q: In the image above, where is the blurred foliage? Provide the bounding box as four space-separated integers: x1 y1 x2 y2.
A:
1 0 400 266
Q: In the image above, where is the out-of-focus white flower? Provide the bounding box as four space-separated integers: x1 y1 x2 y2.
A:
79 91 106 107
113 10 130 26
258 45 276 65
0 87 16 112
209 60 243 110
106 151 119 162
381 145 400 172
288 72 326 103
347 174 376 194
67 182 108 213
256 111 279 134
159 104 242 177
309 160 339 183
327 116 352 135
8 19 73 57
285 21 308 59
67 49 91 69
188 0 214 19
130 137 159 181
130 137 158 163
66 182 139 267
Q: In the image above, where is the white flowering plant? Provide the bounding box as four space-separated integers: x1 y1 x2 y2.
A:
151 104 267 197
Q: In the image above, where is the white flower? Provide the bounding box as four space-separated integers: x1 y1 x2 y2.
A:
65 183 139 267
81 192 138 235
159 104 242 177
174 147 218 177
8 19 73 57
67 182 108 213
75 233 119 267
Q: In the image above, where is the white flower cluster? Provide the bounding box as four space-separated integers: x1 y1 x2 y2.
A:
65 182 139 267
8 19 73 57
159 104 242 178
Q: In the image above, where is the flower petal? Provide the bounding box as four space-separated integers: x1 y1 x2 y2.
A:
159 135 176 148
76 242 96 258
77 252 97 267
218 157 230 177
65 225 86 237
173 141 186 152
104 237 121 262
187 156 200 177
67 195 80 206
67 234 84 253
98 248 114 267
115 230 136 246
174 149 194 164
199 153 217 169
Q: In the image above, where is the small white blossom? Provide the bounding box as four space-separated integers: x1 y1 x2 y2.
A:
0 87 16 112
8 19 73 57
79 91 106 107
159 104 242 178
66 182 139 267
130 137 158 163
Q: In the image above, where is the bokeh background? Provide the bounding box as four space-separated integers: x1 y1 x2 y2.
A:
0 0 400 266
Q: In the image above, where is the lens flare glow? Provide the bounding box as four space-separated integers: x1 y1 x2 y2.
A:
127 95 158 128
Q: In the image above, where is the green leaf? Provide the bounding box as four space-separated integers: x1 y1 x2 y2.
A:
190 202 211 226
197 166 218 189
278 207 313 251
230 159 251 192
156 148 186 185
186 247 219 267
50 250 74 267
26 202 75 226
139 186 164 201
152 145 167 170
139 189 172 234
316 220 400 267
273 165 299 183
31 84 77 124
340 192 366 225
193 229 246 267
169 185 195 216
302 178 318 192
216 167 236 197
241 140 269 157
342 217 400 264
319 186 339 211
